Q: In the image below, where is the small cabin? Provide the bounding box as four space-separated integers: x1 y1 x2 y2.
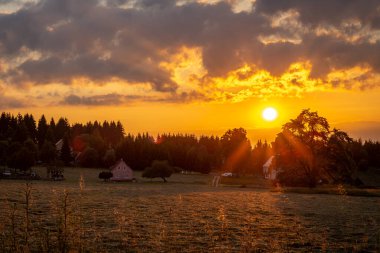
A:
110 159 134 182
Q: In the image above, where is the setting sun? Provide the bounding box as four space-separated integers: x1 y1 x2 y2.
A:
262 107 278 121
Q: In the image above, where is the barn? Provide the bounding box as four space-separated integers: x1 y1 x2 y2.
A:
110 159 134 182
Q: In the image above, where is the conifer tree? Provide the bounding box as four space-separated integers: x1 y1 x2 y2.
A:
60 134 72 166
37 115 48 147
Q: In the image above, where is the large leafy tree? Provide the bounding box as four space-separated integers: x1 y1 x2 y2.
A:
142 160 174 182
325 129 358 184
40 141 57 164
24 138 38 161
274 109 330 187
274 109 359 187
103 149 116 167
7 147 35 172
78 147 99 168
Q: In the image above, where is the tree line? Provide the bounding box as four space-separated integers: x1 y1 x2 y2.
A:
0 112 270 175
0 112 124 170
0 111 379 187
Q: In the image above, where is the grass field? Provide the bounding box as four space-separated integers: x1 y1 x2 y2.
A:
0 167 380 252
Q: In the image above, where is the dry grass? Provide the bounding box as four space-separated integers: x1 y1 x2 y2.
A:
0 167 379 252
271 185 380 197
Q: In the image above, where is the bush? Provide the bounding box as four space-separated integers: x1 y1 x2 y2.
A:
99 171 113 182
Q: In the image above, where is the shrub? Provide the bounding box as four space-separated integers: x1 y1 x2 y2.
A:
99 171 113 182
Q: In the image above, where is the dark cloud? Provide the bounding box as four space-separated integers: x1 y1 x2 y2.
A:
0 95 27 109
63 93 126 106
0 0 379 94
255 0 380 28
62 91 209 106
155 91 211 103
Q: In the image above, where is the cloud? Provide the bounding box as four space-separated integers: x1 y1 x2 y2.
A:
0 95 27 109
255 0 380 28
61 91 208 106
0 0 379 104
62 93 135 106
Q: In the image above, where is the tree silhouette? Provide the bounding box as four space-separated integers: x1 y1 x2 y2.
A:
99 171 113 182
37 115 48 147
103 149 116 167
142 160 174 182
7 147 35 172
0 140 8 166
325 129 358 184
40 141 57 164
60 134 72 166
273 109 363 187
24 138 38 161
55 118 70 141
221 128 252 174
78 147 99 168
274 109 330 187
251 140 272 175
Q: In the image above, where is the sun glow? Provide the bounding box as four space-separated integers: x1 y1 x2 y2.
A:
262 107 278 121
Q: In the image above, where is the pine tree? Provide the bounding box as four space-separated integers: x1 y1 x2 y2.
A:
55 118 70 141
37 115 48 147
60 134 72 166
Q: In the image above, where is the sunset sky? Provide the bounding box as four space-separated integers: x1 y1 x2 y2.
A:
1 0 380 142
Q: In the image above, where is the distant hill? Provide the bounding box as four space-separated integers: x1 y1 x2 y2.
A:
334 121 380 141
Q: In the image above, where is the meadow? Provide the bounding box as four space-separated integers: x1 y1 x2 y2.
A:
0 168 379 252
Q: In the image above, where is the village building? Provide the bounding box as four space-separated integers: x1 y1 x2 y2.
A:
110 159 134 181
263 156 280 180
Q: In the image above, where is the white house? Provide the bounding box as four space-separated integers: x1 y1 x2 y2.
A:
263 156 279 180
55 139 63 152
110 159 134 182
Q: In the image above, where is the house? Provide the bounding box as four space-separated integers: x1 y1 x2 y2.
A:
56 138 74 156
110 159 134 181
263 156 279 180
55 139 63 153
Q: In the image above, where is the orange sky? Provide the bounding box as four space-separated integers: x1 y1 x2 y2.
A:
1 0 380 142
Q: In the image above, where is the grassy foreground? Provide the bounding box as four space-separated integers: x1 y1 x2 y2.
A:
0 167 379 252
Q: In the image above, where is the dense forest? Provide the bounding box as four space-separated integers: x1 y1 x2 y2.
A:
0 111 379 186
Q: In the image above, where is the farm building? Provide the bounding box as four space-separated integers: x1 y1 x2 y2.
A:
110 159 134 181
56 139 64 152
263 156 280 180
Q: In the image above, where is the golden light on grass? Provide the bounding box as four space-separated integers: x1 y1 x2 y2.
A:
262 107 278 121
